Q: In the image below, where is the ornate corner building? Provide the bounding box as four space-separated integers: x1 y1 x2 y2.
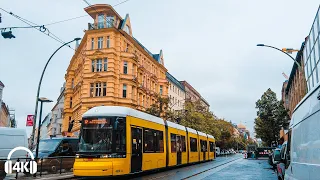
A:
62 4 168 134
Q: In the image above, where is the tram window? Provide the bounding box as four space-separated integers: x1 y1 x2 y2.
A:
209 142 214 152
171 133 176 153
200 140 207 152
155 130 164 153
190 137 197 152
181 136 186 152
144 129 154 152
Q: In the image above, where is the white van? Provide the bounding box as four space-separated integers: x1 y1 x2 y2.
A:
285 84 320 180
215 147 220 156
0 127 28 179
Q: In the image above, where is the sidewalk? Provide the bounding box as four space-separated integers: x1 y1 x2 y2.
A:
5 172 74 180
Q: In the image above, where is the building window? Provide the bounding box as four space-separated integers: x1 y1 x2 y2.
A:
103 82 107 96
96 59 102 72
125 43 129 52
190 137 197 152
123 84 127 98
69 97 72 108
90 83 94 97
98 37 103 49
106 16 114 28
91 38 94 50
98 14 104 29
123 61 128 74
160 85 163 95
71 78 74 88
95 83 102 97
104 58 108 71
106 36 110 48
124 25 130 34
91 60 95 72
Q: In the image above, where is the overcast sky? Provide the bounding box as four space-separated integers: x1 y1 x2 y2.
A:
0 0 319 137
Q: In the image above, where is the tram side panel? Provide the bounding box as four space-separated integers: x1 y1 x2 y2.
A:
188 132 199 163
167 127 188 167
199 135 208 161
129 116 166 172
208 138 215 160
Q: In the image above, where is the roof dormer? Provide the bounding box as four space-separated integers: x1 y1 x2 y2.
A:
120 14 133 36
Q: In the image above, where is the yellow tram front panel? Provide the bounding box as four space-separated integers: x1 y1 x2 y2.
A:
187 130 199 163
74 157 130 176
167 125 188 166
128 116 166 171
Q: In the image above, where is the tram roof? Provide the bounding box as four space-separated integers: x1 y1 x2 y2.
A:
83 106 165 125
207 134 215 139
197 131 207 137
166 121 186 131
186 127 197 134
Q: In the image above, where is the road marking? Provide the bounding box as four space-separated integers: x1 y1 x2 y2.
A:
181 157 242 180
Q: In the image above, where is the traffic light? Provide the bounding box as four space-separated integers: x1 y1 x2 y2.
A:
1 30 15 39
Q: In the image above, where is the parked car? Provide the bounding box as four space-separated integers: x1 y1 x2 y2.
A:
0 128 28 179
276 141 289 180
271 148 281 169
33 137 78 173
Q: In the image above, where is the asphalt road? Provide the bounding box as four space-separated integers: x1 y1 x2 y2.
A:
8 154 276 180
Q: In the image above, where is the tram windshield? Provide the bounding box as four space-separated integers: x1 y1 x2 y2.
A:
79 117 126 154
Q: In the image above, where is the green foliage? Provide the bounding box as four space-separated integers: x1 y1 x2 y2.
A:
146 98 252 150
254 88 290 146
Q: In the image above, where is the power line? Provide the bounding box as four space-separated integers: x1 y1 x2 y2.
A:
44 15 89 26
113 0 131 7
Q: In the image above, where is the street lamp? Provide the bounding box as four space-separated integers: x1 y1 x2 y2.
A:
34 97 53 168
30 38 81 149
256 44 302 70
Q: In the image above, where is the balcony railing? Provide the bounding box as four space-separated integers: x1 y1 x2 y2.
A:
88 22 115 30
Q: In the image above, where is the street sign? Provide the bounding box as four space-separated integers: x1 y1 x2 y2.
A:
26 115 34 126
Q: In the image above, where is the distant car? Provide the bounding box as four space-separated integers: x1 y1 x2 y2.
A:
215 147 220 156
221 150 225 155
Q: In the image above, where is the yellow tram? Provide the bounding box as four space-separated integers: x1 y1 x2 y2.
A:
73 106 215 177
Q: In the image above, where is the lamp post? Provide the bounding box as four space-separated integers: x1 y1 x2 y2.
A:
30 38 81 149
34 97 52 177
256 44 302 71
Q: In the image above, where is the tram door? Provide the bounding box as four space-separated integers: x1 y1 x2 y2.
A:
177 135 182 165
131 127 142 173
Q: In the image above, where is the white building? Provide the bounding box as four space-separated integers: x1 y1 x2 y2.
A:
48 84 65 137
166 72 185 111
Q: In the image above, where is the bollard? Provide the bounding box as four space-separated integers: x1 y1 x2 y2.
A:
59 157 62 174
40 158 43 177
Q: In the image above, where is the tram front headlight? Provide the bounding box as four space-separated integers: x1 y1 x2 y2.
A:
75 154 80 158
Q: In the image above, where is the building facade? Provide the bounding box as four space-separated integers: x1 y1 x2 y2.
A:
0 81 10 127
285 42 307 117
303 7 320 93
166 72 185 111
281 80 288 109
0 102 9 127
49 85 65 137
180 81 210 109
62 4 168 134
